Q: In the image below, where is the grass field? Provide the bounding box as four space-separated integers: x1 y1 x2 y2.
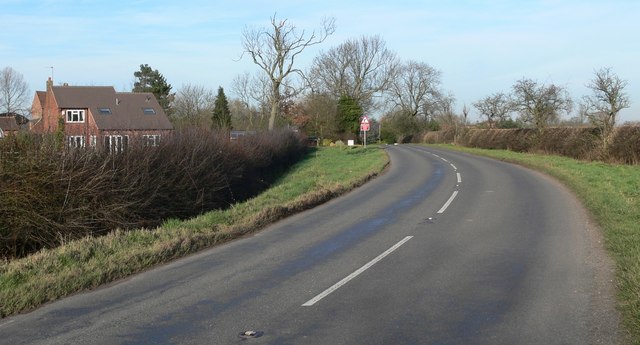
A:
0 146 389 318
434 144 640 343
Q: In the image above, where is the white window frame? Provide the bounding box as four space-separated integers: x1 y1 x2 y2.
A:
65 109 85 123
89 135 97 147
143 134 161 147
67 135 85 148
104 135 129 153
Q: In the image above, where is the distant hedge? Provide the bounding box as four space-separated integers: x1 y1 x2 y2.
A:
423 126 640 165
0 129 307 259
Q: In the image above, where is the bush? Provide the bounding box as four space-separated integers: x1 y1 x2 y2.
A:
609 126 640 164
534 127 602 160
422 126 640 164
0 129 306 259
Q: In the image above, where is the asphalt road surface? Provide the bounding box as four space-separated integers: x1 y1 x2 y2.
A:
0 145 622 344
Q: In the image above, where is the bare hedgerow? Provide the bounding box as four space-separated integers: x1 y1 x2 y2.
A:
0 129 306 259
608 126 640 165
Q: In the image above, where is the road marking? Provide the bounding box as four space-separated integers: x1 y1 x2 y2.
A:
0 320 15 329
450 163 457 171
302 236 414 307
437 191 459 214
457 173 462 184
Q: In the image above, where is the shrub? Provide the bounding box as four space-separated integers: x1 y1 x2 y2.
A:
608 126 640 164
422 126 640 165
0 129 306 259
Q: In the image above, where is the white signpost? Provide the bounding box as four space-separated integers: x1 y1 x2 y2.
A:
360 116 370 148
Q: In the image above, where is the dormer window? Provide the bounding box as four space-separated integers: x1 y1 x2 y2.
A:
143 107 156 115
65 109 85 123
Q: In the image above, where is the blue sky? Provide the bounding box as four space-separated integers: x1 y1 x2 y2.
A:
2 0 639 122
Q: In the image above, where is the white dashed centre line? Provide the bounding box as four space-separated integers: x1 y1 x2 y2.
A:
302 236 414 307
437 191 459 214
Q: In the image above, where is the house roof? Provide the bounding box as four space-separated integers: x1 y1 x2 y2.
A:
0 116 19 131
35 91 46 106
51 85 173 131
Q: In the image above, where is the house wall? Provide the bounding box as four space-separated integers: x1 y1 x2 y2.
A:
65 110 99 137
36 78 61 133
100 129 172 143
30 93 43 120
29 94 44 132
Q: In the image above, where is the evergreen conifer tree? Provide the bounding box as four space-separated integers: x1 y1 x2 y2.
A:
212 87 232 129
133 64 174 115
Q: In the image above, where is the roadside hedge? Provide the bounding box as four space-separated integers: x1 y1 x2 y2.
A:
0 129 307 259
423 126 640 164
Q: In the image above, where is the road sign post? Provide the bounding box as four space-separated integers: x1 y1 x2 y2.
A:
360 116 370 148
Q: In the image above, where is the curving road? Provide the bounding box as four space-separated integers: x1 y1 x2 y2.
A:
0 145 621 344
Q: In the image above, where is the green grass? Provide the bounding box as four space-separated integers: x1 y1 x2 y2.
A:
433 144 640 342
0 146 389 318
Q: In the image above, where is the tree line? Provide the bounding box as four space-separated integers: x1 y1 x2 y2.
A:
122 15 635 147
1 15 632 146
473 68 630 150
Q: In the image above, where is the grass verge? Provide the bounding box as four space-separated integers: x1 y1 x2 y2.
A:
433 144 640 342
0 146 389 318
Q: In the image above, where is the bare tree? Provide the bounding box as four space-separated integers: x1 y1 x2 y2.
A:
172 84 216 128
231 72 273 128
231 72 253 109
0 67 30 117
232 72 273 110
388 60 441 117
455 104 471 144
473 92 514 128
582 67 630 148
242 14 335 131
461 104 470 127
424 91 456 121
309 35 399 113
511 78 572 131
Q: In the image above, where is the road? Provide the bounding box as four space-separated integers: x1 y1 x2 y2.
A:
0 145 621 344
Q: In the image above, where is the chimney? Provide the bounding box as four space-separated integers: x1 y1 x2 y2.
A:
46 77 53 90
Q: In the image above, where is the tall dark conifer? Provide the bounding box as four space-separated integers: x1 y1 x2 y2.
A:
133 64 174 115
212 86 231 129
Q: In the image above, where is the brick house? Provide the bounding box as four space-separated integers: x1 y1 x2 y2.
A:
31 78 173 151
0 113 21 138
